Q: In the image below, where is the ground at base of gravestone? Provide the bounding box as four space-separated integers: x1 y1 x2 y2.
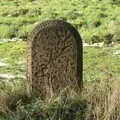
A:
0 41 120 120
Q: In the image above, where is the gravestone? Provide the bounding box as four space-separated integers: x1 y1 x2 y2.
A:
27 20 83 98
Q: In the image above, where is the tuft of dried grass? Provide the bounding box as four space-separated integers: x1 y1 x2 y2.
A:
85 76 120 120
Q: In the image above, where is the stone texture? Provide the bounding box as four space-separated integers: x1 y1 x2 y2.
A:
27 20 83 98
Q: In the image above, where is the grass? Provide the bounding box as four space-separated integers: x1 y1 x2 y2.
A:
0 0 120 119
0 73 120 120
0 41 120 119
0 0 120 43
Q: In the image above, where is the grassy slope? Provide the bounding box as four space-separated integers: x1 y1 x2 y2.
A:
0 0 120 43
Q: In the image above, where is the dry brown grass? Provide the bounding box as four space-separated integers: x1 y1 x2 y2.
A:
0 75 120 120
84 76 120 120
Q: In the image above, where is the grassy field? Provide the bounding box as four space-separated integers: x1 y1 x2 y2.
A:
0 41 120 119
0 0 120 119
0 0 120 43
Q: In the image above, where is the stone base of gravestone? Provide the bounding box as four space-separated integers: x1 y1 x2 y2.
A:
27 20 83 98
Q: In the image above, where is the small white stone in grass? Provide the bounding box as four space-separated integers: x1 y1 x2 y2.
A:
0 74 14 78
0 62 9 66
0 38 23 44
8 14 12 17
114 50 120 55
91 42 104 47
11 37 23 42
83 43 90 47
83 42 104 47
0 74 25 79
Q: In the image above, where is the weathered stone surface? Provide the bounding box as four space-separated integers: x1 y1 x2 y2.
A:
27 20 83 98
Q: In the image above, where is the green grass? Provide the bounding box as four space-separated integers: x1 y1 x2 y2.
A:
0 42 26 95
0 0 120 42
0 41 120 119
0 0 120 119
0 41 26 73
0 42 119 90
84 46 120 84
